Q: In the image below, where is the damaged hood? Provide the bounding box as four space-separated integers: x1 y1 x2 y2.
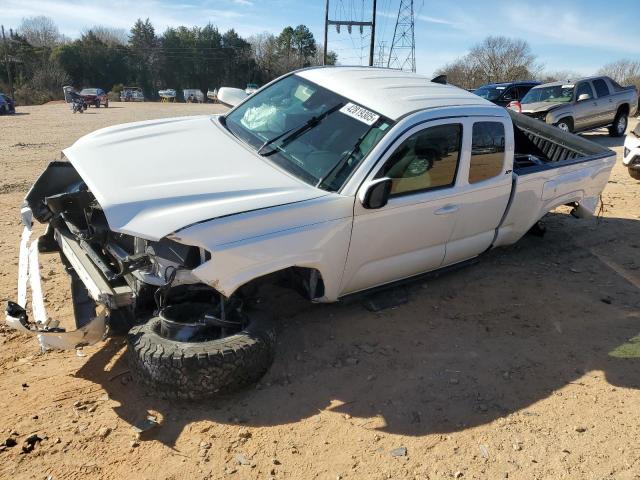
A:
63 115 327 240
520 101 565 114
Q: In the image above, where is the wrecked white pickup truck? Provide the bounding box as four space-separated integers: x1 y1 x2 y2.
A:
6 67 615 399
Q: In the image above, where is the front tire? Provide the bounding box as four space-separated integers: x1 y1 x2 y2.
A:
555 119 573 133
629 168 640 180
609 110 628 137
126 311 276 400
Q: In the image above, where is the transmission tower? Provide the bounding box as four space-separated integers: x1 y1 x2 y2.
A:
323 0 377 66
387 0 416 72
375 40 387 67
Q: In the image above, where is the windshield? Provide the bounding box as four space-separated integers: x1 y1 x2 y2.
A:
522 85 574 104
474 86 505 101
80 89 98 95
225 74 392 191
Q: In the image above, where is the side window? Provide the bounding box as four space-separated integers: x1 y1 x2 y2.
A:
593 79 610 98
576 82 594 100
502 88 516 101
377 124 462 196
469 122 505 184
518 85 533 99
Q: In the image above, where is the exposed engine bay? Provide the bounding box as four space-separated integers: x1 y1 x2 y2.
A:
7 160 244 349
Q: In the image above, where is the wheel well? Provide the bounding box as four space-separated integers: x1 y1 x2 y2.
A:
235 266 325 301
557 117 573 127
617 103 630 116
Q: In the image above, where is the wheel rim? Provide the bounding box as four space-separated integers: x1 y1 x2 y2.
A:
558 122 569 132
617 116 627 134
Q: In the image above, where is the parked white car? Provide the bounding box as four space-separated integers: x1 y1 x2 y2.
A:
623 122 640 179
6 67 615 399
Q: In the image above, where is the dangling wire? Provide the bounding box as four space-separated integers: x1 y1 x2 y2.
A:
153 265 179 314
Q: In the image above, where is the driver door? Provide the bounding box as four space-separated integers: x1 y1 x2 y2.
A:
340 120 463 295
574 81 598 131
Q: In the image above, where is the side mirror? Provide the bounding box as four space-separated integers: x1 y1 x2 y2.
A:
217 87 248 107
361 178 393 209
577 93 591 102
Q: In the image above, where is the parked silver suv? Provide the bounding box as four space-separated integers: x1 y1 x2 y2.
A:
519 76 638 136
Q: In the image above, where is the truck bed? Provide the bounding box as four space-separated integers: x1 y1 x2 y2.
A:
509 110 612 174
493 111 616 248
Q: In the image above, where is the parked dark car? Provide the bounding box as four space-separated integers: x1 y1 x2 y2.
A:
0 93 16 114
473 81 540 107
80 88 109 108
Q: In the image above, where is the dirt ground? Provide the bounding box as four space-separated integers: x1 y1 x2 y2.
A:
1 102 639 480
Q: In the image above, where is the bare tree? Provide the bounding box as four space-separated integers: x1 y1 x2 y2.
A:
82 26 128 45
538 70 582 83
249 32 280 77
435 36 540 89
599 59 640 89
18 16 61 47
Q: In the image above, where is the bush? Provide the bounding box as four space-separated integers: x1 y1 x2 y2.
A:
108 83 124 101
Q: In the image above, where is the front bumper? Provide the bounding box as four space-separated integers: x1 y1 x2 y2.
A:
5 207 110 350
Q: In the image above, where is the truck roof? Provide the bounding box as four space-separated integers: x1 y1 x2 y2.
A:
296 66 496 120
480 81 540 87
533 76 612 89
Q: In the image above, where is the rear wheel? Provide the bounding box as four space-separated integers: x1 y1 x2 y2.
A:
0 105 6 115
555 118 573 133
126 307 276 400
609 110 628 137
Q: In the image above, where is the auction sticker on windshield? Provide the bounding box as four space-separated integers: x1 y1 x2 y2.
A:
340 102 380 126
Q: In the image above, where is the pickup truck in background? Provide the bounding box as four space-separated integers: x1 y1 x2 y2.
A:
6 67 616 399
518 76 638 136
623 122 640 179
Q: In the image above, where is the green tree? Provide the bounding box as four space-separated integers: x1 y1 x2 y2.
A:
129 18 158 97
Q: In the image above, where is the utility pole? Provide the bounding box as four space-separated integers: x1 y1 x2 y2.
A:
368 0 376 67
387 0 416 72
323 0 329 65
323 0 377 67
1 25 14 99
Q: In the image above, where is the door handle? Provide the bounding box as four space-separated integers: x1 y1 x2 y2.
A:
434 204 459 215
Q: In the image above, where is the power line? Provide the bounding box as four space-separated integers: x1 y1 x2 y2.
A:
323 0 377 66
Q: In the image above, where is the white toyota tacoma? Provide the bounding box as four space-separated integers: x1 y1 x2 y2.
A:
6 67 616 399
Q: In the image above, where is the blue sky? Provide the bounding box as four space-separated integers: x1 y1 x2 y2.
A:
3 0 639 76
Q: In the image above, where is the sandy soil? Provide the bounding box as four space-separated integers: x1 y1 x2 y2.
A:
0 102 639 480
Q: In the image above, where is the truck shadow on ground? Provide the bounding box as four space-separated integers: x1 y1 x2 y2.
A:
75 212 640 446
581 129 627 148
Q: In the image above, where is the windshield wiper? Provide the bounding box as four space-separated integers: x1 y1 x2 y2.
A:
316 129 369 190
257 102 344 156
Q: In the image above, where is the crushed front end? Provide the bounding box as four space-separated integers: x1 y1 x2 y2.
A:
5 160 218 350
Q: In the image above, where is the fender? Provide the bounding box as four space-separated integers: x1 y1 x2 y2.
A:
172 195 355 302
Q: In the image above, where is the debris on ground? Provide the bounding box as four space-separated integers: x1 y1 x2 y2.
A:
132 416 160 436
21 434 42 454
390 447 407 457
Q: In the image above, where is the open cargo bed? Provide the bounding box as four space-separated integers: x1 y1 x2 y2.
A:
509 110 612 174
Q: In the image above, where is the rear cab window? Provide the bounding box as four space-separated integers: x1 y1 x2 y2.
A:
469 122 506 183
592 79 610 98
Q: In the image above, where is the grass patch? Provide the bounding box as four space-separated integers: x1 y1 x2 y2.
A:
609 335 640 359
